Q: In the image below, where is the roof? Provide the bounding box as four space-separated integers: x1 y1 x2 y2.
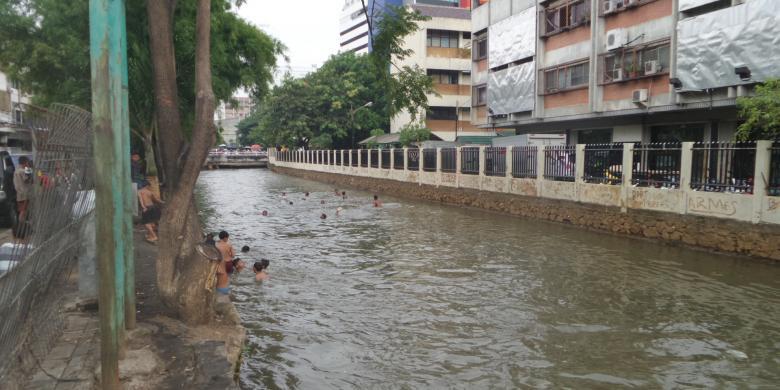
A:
456 136 495 145
411 4 471 20
359 133 401 145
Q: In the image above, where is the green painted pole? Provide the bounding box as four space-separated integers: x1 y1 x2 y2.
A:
90 0 129 387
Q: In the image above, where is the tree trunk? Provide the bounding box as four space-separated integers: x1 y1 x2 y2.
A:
146 0 217 324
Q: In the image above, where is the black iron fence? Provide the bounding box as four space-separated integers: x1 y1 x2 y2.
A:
441 148 457 173
770 142 780 196
583 144 624 185
461 147 480 175
360 149 369 167
632 143 681 188
485 147 506 177
407 148 420 170
393 149 404 170
544 145 575 182
370 149 379 168
350 150 359 167
512 146 537 178
691 142 756 193
381 149 391 169
423 149 437 172
334 150 342 166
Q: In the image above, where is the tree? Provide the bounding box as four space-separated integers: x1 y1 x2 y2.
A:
398 122 432 147
737 79 780 141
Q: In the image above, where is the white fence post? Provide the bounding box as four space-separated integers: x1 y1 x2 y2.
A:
390 148 395 170
403 147 409 171
621 143 634 212
680 142 694 215
436 147 442 187
505 146 513 193
418 147 424 185
479 146 486 191
753 140 772 223
537 146 546 197
456 147 462 188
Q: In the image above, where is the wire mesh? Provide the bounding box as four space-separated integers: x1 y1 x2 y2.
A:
632 143 681 189
511 146 537 178
485 147 506 177
0 104 95 381
691 142 756 193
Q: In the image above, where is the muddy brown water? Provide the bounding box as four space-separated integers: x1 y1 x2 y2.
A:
197 169 780 389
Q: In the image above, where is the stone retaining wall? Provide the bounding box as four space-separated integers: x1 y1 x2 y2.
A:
273 165 780 261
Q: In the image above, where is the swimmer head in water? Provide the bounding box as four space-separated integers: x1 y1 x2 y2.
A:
320 213 327 220
261 210 269 216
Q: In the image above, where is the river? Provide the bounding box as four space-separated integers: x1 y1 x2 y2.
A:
197 169 780 389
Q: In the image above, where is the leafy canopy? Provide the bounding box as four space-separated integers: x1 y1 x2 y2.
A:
398 122 431 147
737 79 780 141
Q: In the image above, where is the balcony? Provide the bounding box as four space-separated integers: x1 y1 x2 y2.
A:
427 47 471 59
433 83 471 96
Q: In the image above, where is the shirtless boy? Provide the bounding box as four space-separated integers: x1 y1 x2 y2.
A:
215 231 235 295
138 181 163 243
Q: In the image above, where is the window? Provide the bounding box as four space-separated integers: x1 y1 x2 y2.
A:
543 0 590 36
428 106 458 120
463 32 471 40
577 129 612 144
14 110 23 124
602 41 670 83
428 70 459 84
473 33 488 60
427 30 460 48
542 61 590 93
473 85 487 106
651 125 705 143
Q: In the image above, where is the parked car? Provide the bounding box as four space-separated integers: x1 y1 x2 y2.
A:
0 151 33 228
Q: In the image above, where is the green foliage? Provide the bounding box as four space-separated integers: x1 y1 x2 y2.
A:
737 79 780 141
398 122 431 147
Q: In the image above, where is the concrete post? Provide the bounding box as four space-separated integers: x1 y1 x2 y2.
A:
753 140 772 223
340 150 345 169
357 149 362 169
348 149 352 168
418 147 424 185
505 146 513 193
436 147 442 187
479 146 486 191
575 144 586 184
367 148 372 170
79 212 98 300
377 148 382 170
680 142 694 215
537 146 546 197
390 148 395 170
621 143 634 212
403 147 408 171
456 147 462 188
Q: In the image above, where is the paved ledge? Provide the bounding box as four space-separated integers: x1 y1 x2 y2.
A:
272 164 780 262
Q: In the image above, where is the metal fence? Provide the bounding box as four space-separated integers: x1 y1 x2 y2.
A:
0 105 95 382
350 150 359 167
770 142 780 196
461 147 480 175
632 143 681 189
512 146 537 178
583 144 624 185
360 149 368 168
393 149 404 170
381 149 391 169
407 148 420 170
441 148 457 173
691 142 756 193
423 149 437 172
544 145 575 182
370 149 379 168
485 147 506 177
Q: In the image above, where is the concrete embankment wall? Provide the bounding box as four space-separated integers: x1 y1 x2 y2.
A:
272 165 780 261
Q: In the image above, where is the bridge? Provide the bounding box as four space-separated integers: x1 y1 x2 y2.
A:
205 151 268 169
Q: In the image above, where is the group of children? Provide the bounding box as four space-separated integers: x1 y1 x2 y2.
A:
271 189 383 220
208 230 270 296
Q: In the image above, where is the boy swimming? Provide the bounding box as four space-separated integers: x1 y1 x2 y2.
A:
253 259 270 281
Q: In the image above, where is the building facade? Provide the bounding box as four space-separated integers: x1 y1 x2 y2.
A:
215 96 254 146
0 71 32 152
471 0 779 144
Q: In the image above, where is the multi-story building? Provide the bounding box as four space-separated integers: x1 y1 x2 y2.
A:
471 0 780 144
391 0 498 141
340 0 374 54
215 96 254 146
0 71 32 152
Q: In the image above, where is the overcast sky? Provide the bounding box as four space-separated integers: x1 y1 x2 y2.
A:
236 0 342 85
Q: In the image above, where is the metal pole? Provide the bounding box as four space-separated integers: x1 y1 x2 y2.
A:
90 0 130 388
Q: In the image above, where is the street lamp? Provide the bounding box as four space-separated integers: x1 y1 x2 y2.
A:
349 101 373 149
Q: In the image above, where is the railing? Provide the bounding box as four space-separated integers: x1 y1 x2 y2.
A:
770 142 780 196
381 149 391 169
691 142 756 193
632 143 681 189
351 150 359 167
485 147 506 177
544 145 575 182
407 148 420 170
394 149 404 170
583 143 623 185
512 146 537 178
360 149 369 168
370 149 379 168
423 149 437 172
461 147 480 175
334 151 342 166
442 148 457 173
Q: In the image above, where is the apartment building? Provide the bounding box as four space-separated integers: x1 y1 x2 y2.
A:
0 71 32 152
215 96 254 146
391 1 498 141
471 0 780 144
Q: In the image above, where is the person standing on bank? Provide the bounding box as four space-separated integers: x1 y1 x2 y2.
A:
138 180 163 243
13 156 33 222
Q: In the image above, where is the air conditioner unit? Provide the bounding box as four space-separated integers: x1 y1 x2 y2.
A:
632 89 649 103
644 60 659 75
604 0 616 14
627 0 639 6
606 29 626 51
613 68 624 81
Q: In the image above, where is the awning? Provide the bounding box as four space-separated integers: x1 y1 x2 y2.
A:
359 133 401 145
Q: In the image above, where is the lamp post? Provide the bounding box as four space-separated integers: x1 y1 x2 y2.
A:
349 101 373 149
